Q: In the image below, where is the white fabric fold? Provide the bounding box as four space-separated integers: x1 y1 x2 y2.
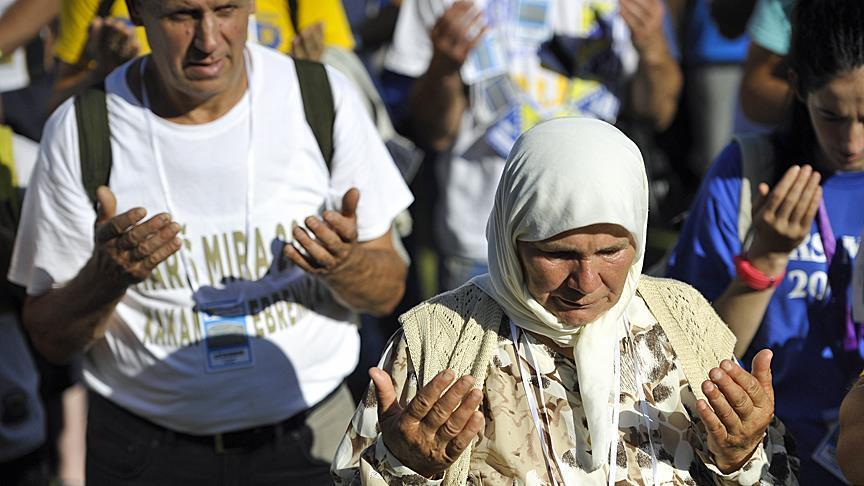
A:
473 117 648 471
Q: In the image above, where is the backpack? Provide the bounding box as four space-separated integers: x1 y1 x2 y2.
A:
646 133 775 277
74 59 335 206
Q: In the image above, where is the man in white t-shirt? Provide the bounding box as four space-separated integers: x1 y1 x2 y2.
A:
386 0 681 290
8 0 413 483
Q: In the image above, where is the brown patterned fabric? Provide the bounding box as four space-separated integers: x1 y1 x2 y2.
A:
331 295 799 485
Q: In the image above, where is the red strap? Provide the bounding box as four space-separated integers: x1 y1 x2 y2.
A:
734 255 785 291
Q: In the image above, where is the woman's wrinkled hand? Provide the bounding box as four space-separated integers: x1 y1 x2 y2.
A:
696 349 775 474
369 367 485 478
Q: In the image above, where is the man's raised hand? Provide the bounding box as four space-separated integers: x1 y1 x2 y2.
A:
284 187 361 277
370 367 485 478
90 186 182 287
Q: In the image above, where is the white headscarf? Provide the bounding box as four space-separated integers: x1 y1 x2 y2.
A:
474 117 648 471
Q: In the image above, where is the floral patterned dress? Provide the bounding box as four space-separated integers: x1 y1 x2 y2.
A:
332 298 798 485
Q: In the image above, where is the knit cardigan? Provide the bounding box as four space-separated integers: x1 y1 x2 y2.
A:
399 276 737 486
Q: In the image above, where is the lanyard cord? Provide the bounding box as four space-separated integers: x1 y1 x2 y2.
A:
138 53 255 292
509 320 623 486
509 317 660 486
816 199 859 352
625 316 659 486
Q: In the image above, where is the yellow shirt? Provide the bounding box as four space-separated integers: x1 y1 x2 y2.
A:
55 0 354 65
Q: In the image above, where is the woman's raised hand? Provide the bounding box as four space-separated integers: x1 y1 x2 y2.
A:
369 368 485 478
696 349 775 474
750 164 822 258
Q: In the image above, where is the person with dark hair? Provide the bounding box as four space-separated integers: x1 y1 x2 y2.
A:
667 0 864 483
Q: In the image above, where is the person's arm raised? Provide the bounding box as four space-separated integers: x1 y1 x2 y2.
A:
23 186 182 364
621 0 683 131
283 188 407 316
408 1 485 152
740 43 792 126
714 165 821 357
0 0 59 56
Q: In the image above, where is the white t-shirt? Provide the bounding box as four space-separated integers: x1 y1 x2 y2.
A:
386 0 637 261
9 43 413 434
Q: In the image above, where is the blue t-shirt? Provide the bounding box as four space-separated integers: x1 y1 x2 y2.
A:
747 0 796 55
667 140 864 484
684 0 749 65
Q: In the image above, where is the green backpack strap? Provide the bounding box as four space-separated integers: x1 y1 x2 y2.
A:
74 87 113 209
294 59 335 171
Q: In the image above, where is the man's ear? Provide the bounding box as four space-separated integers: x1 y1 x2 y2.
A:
127 0 144 26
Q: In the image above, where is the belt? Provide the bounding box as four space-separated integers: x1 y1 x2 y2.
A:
89 384 344 455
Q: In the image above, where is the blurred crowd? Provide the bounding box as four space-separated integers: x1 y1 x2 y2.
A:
1 0 864 484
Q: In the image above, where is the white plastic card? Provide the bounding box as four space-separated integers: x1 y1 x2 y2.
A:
473 74 521 126
461 30 509 85
201 305 254 373
812 422 851 484
513 0 552 43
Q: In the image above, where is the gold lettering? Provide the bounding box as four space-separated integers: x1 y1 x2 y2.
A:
202 234 225 286
192 311 203 343
233 231 250 280
273 301 289 330
275 223 288 242
183 238 201 285
149 265 167 290
142 308 154 344
179 310 191 346
164 253 183 289
287 302 298 325
153 312 166 346
222 232 235 277
254 227 268 279
165 309 177 347
260 297 276 334
252 311 266 337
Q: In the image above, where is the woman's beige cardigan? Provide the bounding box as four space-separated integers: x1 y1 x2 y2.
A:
398 276 737 486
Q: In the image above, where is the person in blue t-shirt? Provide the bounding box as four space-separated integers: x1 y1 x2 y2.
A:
668 0 864 483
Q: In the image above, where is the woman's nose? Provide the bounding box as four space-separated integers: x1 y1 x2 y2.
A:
567 260 601 295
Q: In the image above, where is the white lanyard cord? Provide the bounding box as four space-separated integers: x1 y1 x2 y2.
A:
509 317 667 486
138 53 255 292
509 320 566 485
625 315 659 486
509 320 623 486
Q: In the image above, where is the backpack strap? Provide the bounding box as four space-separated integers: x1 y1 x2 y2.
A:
74 87 113 209
294 59 335 171
733 133 775 247
287 0 300 35
96 0 116 19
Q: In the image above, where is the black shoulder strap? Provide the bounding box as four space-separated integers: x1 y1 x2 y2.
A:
294 59 335 171
288 0 300 34
74 87 112 209
96 0 116 18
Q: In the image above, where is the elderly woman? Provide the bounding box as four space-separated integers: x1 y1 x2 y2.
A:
332 119 797 485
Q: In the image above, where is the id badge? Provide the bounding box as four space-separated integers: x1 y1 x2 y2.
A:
485 107 522 158
852 232 863 322
201 300 254 373
472 75 521 126
812 422 851 484
461 30 509 85
513 0 552 44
